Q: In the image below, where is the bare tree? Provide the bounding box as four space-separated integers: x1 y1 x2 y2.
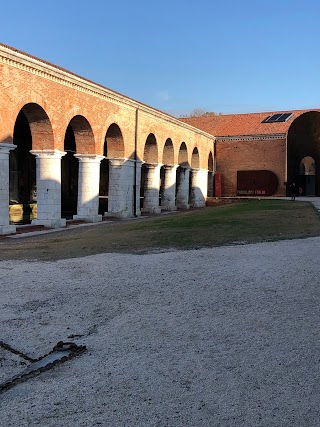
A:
180 108 217 118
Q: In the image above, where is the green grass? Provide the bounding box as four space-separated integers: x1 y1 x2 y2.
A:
1 200 320 260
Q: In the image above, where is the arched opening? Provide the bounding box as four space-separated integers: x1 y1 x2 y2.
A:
143 133 158 163
105 123 125 158
162 138 174 165
287 111 320 196
99 123 125 215
176 142 189 203
10 103 54 224
191 147 200 169
61 124 78 218
141 134 158 210
160 139 174 206
190 147 200 202
207 151 214 197
61 115 94 218
299 156 316 196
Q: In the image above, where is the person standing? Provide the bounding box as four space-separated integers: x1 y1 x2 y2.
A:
290 182 297 201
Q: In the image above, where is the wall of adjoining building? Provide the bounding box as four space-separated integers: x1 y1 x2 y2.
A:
215 137 287 197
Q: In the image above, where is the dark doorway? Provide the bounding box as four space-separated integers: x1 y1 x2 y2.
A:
61 125 78 218
287 111 320 196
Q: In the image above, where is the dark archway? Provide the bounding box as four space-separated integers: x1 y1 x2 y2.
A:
143 133 158 163
61 124 78 217
141 134 158 209
10 103 54 223
207 151 214 197
176 142 189 203
99 123 124 214
61 115 95 217
287 111 320 196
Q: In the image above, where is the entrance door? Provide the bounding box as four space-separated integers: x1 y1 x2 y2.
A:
305 175 316 196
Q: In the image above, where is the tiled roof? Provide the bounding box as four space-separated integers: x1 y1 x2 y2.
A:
180 109 320 137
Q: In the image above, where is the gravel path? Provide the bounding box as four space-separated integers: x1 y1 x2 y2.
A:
1 237 320 426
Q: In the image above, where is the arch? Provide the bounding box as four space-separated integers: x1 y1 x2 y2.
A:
67 115 95 154
207 151 214 197
162 138 174 165
16 103 54 150
299 156 316 196
287 111 320 195
61 117 90 217
144 133 158 163
9 103 53 223
104 123 125 158
300 156 315 175
191 147 200 169
208 151 214 172
178 142 188 166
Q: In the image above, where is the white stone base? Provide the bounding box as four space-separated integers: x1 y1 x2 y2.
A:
141 207 162 214
32 218 67 229
104 210 133 219
0 225 16 235
73 214 102 223
177 202 190 210
161 205 177 211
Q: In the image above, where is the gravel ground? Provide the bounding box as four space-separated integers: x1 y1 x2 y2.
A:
1 237 320 426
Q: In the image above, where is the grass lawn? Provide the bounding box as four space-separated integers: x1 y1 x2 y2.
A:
1 199 320 261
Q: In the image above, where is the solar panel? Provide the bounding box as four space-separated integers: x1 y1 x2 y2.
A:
276 112 292 122
262 112 293 123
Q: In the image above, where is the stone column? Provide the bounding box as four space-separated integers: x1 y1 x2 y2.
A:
106 158 139 219
190 168 208 207
135 160 143 216
142 163 162 214
74 154 104 222
30 149 67 228
176 166 190 209
161 164 178 211
0 143 17 234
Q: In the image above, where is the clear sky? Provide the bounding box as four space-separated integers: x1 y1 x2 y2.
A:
1 0 320 116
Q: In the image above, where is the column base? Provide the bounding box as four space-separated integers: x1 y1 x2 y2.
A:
141 207 162 214
104 210 134 219
177 203 190 210
161 205 177 211
73 214 102 223
32 219 67 229
0 224 17 235
191 201 206 208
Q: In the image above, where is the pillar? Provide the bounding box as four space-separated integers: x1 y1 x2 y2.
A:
0 143 17 234
176 166 190 209
74 154 104 222
190 168 208 207
105 158 141 218
161 164 178 211
30 149 67 228
142 163 162 214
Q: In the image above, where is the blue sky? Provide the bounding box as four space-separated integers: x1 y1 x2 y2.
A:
1 0 320 116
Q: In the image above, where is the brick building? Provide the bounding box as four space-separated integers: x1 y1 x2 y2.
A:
182 110 320 197
1 42 319 235
0 43 214 234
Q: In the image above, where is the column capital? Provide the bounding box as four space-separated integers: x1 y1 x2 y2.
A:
144 162 163 169
30 149 66 159
108 157 130 166
74 154 105 163
178 164 191 170
0 143 17 154
163 164 179 171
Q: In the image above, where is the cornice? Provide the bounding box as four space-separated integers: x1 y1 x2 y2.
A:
216 133 287 142
0 44 214 141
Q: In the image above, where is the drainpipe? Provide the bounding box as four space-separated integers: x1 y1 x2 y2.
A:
134 108 139 216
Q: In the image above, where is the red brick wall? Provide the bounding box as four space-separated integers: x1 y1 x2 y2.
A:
216 137 287 196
